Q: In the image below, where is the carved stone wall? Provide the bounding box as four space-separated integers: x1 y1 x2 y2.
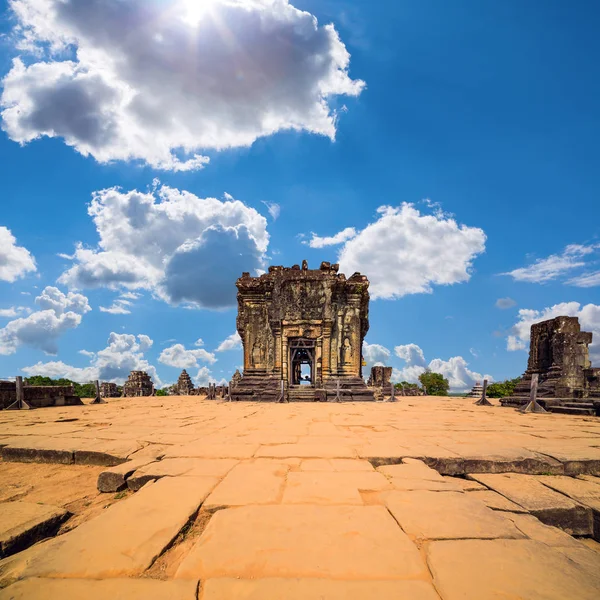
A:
100 382 119 398
176 370 195 395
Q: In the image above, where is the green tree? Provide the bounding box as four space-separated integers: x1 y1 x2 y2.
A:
486 377 521 398
156 388 170 396
418 370 449 396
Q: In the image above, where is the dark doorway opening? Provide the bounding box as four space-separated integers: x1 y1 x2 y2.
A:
289 338 316 386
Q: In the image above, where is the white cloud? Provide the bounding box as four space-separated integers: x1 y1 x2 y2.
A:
216 332 242 352
99 292 139 315
57 185 269 309
362 341 391 377
23 332 161 385
503 244 599 284
262 202 281 221
495 297 516 309
194 338 204 347
307 227 357 248
2 0 364 171
392 342 489 392
506 335 526 351
508 302 600 363
159 343 216 369
0 306 30 318
567 271 600 288
0 286 90 355
0 226 36 282
326 204 485 300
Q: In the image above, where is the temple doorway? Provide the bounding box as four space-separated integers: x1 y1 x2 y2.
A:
289 338 316 386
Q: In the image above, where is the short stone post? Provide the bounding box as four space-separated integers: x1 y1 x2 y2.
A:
227 381 233 402
277 379 286 403
474 379 492 406
91 380 106 404
334 378 342 403
6 376 33 410
389 383 396 402
519 373 547 413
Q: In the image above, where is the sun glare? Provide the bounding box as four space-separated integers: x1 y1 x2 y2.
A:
181 0 217 26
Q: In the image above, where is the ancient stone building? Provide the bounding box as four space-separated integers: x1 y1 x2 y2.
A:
367 366 393 400
231 261 374 401
176 370 195 395
502 316 600 414
122 371 154 397
99 382 119 398
231 369 242 388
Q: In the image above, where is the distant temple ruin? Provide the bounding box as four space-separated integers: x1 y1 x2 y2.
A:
502 316 600 414
99 382 119 398
122 371 154 397
176 370 195 395
231 261 374 401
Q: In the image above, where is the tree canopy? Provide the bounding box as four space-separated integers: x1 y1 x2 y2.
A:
418 370 449 396
486 378 521 398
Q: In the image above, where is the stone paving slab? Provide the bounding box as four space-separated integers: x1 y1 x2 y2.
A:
256 443 357 459
299 458 374 471
0 476 218 582
0 577 198 600
97 458 156 492
0 502 69 558
201 578 441 600
282 472 384 505
442 476 486 491
383 490 524 541
127 458 238 492
467 490 529 513
504 512 593 549
164 442 258 459
203 462 289 509
427 539 600 600
470 473 594 535
176 505 427 580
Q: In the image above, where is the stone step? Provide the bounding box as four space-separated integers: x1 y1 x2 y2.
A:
549 406 597 416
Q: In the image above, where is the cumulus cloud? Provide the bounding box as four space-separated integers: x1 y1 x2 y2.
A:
100 292 140 314
23 332 161 385
2 0 364 171
58 185 269 309
159 343 216 369
0 286 90 355
507 302 600 363
307 227 357 248
392 342 489 392
216 332 242 352
496 297 516 309
316 204 485 299
503 243 599 284
361 341 391 376
0 226 36 282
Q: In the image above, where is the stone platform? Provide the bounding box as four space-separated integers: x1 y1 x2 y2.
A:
0 396 599 598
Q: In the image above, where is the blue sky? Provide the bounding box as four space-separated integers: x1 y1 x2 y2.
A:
0 0 598 391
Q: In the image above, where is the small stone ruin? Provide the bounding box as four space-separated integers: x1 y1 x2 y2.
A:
367 366 394 400
502 316 600 415
467 381 484 398
122 371 154 397
176 370 195 395
99 382 119 398
0 381 82 409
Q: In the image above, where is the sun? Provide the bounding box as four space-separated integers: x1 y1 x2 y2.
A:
180 0 218 26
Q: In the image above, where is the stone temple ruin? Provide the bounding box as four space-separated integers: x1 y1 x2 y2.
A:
231 261 374 402
122 371 154 397
99 382 119 398
176 370 195 395
502 316 600 415
0 381 82 409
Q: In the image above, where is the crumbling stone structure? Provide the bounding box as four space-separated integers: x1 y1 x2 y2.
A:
99 382 119 398
467 382 484 398
176 370 195 395
0 381 82 409
502 316 600 414
122 371 154 397
231 369 242 388
367 366 393 399
231 261 374 401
